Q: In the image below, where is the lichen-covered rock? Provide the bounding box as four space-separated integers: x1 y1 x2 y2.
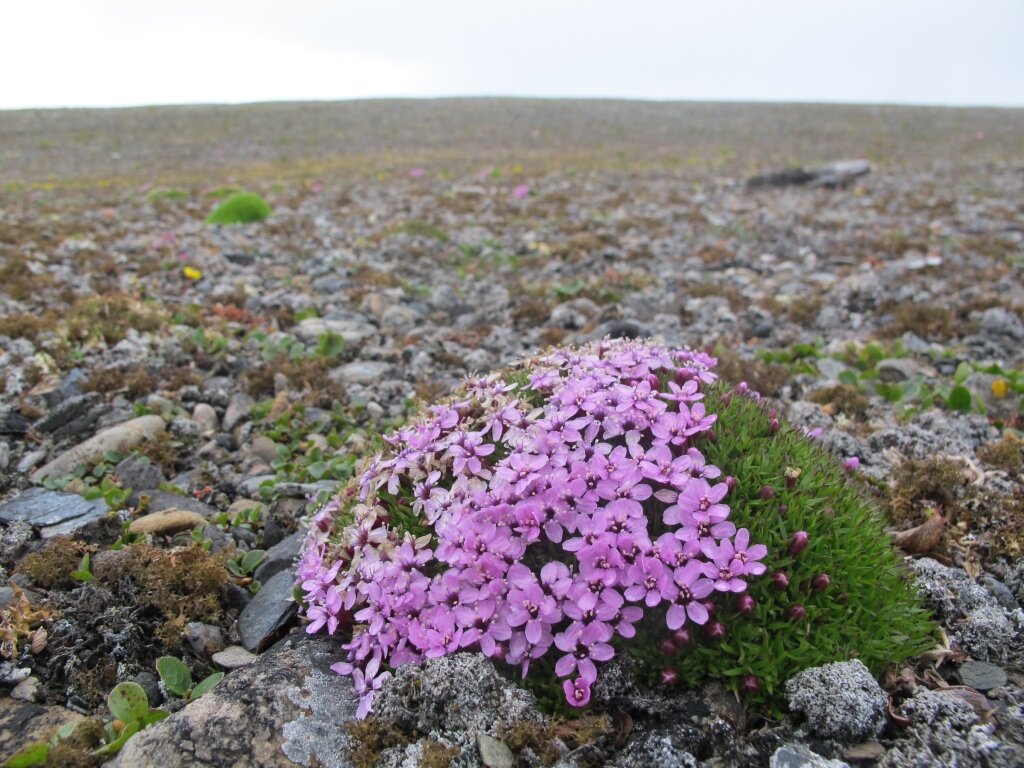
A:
785 660 887 742
110 635 357 768
910 558 1024 664
608 726 698 768
770 743 850 768
372 653 542 737
1006 558 1024 608
879 691 1024 767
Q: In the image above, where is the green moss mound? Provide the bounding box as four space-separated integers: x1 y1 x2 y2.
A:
655 385 935 709
206 192 271 225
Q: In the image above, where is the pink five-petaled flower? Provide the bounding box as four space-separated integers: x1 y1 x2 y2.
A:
554 622 614 682
563 677 591 708
666 478 735 542
506 578 561 644
665 561 715 630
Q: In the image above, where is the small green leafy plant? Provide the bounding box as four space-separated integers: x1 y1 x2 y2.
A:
206 192 272 225
227 548 267 593
156 656 224 703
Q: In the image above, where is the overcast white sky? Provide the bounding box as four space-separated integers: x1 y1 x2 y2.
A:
3 1 1023 110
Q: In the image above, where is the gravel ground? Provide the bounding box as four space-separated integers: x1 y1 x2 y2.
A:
1 99 1023 767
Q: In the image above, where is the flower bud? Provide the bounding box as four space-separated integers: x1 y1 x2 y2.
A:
661 667 679 686
788 531 809 557
768 418 780 434
701 599 717 617
658 638 677 656
648 374 661 389
704 621 725 640
822 507 835 518
672 627 692 646
787 604 806 621
719 392 732 407
758 485 775 500
724 475 738 490
772 571 790 590
740 674 760 694
735 594 756 615
735 382 749 395
842 456 860 472
778 504 788 517
811 573 832 592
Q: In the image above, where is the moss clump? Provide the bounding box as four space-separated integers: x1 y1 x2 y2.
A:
977 434 1024 475
500 715 612 765
879 302 958 340
343 719 411 768
420 741 459 768
66 294 166 345
15 537 92 590
808 384 870 419
206 192 272 225
99 543 229 646
888 457 968 522
665 386 936 710
82 364 157 400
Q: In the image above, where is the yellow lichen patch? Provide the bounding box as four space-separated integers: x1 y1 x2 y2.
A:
1 583 56 659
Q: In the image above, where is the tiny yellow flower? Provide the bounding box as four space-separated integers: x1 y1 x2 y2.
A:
992 379 1009 398
183 266 202 281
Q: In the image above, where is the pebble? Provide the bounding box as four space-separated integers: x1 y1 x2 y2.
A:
248 435 279 465
114 454 166 491
477 733 515 768
0 441 8 471
185 622 226 655
222 392 255 432
128 508 207 535
192 402 219 432
10 676 42 703
770 744 850 768
31 392 101 434
329 360 393 385
253 531 303 584
211 645 257 670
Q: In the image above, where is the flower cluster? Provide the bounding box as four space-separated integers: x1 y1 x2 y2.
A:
297 339 767 718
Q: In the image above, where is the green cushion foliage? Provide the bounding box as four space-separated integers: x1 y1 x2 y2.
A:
206 192 271 225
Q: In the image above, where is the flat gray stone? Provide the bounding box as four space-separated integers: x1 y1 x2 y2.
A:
223 393 256 432
771 744 850 768
110 635 356 768
957 659 1008 692
876 358 923 383
329 360 392 385
295 316 376 346
212 645 257 670
237 570 298 653
32 392 101 434
478 733 515 768
0 488 109 538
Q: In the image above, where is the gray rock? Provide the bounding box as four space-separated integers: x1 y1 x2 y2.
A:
0 521 34 565
186 622 226 655
237 569 298 653
816 358 848 381
134 671 163 707
0 488 109 539
1007 558 1024 607
170 416 203 441
141 490 217 516
477 733 515 768
111 635 357 768
0 441 8 471
910 558 1024 664
550 298 600 330
212 645 257 670
980 574 1020 612
0 698 84 759
114 454 166 491
374 653 542 736
956 659 1007 692
429 285 464 315
254 531 302 584
330 360 393 385
785 660 888 742
747 159 869 190
10 676 43 703
249 435 279 465
771 744 850 768
30 415 165 483
223 393 256 432
979 306 1024 342
31 392 101 433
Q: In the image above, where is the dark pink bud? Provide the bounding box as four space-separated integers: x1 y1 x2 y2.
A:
658 638 677 656
719 392 732 407
701 599 717 617
735 594 756 615
490 642 507 661
672 628 692 647
661 667 679 686
787 604 806 621
842 456 860 472
740 674 760 694
735 382 749 394
772 571 790 590
788 531 809 557
822 507 835 518
704 621 726 640
648 374 661 390
724 475 738 490
769 418 780 434
778 504 788 516
811 573 832 592
758 485 775 500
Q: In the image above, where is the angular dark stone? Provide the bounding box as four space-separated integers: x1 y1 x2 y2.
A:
957 659 1008 692
237 570 298 653
32 393 102 434
114 454 167 492
253 531 302 584
0 488 109 538
0 409 30 435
